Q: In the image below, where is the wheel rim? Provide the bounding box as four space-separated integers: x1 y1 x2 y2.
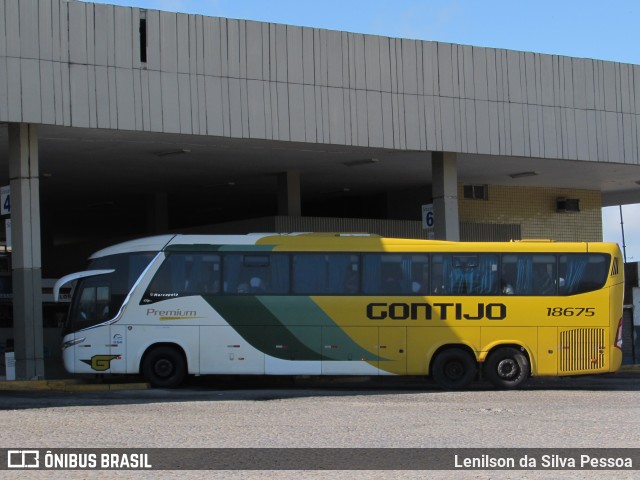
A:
496 358 519 380
154 358 174 378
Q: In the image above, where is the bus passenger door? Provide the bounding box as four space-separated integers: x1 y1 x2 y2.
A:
378 327 406 375
536 327 557 376
67 284 116 375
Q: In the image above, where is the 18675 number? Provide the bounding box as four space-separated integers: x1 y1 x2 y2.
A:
546 307 595 317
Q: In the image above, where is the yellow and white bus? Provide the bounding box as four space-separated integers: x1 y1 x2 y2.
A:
54 233 624 389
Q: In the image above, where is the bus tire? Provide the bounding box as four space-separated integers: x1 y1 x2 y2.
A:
142 346 187 388
484 347 530 389
431 348 477 390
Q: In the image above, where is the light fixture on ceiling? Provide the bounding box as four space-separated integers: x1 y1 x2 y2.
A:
202 181 237 189
154 148 191 157
325 187 352 195
343 158 379 167
509 171 539 179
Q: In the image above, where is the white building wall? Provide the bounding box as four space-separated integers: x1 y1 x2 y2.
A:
0 0 639 165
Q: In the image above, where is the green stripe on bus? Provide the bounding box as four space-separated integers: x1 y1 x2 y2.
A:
204 296 383 362
204 296 323 360
258 296 383 362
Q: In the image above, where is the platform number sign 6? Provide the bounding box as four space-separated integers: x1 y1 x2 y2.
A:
422 204 434 230
425 210 434 227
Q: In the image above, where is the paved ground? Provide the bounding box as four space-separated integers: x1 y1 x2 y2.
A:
0 374 639 479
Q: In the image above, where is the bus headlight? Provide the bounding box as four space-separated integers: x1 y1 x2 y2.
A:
62 337 86 351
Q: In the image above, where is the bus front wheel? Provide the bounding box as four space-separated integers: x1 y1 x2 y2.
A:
484 347 530 389
431 348 477 390
142 346 187 388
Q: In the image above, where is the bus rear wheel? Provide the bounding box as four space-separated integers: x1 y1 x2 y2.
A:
142 346 187 388
484 347 530 389
431 348 477 390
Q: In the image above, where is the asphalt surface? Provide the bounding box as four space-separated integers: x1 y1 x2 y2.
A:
0 374 639 479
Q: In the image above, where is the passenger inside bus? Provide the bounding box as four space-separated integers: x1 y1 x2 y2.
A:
532 263 555 295
249 277 266 293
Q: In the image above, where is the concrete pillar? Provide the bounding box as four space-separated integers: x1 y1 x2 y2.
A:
633 286 640 364
277 171 301 216
432 151 460 241
147 192 169 233
9 123 44 379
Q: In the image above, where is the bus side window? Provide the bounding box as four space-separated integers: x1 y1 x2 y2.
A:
202 266 219 293
293 254 359 295
471 255 499 295
431 255 449 294
225 254 290 294
501 255 517 294
359 254 429 295
410 256 429 294
195 255 221 294
559 254 609 295
144 253 221 300
502 254 557 295
531 256 556 295
432 254 489 295
147 254 186 295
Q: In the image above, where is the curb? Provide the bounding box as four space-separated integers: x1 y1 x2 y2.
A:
620 365 640 373
0 379 149 392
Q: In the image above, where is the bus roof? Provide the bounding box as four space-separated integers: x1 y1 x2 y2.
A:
88 233 622 258
90 235 177 259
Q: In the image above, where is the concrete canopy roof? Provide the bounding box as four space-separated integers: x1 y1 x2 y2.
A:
1 123 639 215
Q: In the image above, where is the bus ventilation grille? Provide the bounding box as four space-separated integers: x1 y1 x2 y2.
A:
611 258 619 276
559 328 606 373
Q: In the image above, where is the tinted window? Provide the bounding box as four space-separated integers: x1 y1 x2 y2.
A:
67 252 155 334
431 254 499 295
144 253 221 303
558 254 609 295
224 254 290 294
293 254 359 294
363 254 429 295
501 254 557 295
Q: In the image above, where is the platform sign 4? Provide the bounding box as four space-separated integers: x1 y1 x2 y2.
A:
1 186 10 216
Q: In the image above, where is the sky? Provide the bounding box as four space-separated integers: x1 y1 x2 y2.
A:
85 0 640 261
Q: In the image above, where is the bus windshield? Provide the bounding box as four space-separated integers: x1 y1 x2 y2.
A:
64 252 155 335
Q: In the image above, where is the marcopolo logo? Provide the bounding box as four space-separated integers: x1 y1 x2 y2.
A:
8 450 39 469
